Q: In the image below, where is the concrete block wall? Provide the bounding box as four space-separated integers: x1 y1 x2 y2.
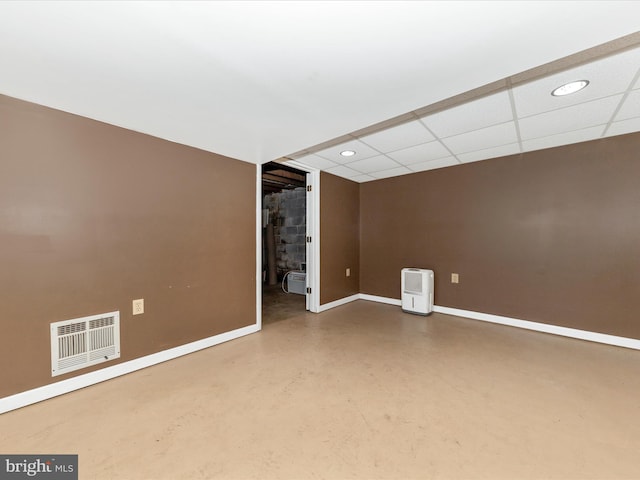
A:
264 187 306 276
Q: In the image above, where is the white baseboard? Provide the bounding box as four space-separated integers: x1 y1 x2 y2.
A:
0 323 260 415
433 305 640 350
358 294 402 306
318 294 360 312
359 295 640 351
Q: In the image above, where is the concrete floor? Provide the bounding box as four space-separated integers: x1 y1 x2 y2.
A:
262 283 306 325
1 299 639 479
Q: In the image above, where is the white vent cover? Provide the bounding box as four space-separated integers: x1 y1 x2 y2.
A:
404 270 424 294
50 311 120 377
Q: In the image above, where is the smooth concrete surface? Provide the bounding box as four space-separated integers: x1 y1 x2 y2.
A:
1 300 639 479
262 283 306 325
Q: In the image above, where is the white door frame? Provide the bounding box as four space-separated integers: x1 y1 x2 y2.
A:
256 165 263 329
305 169 320 313
285 161 320 313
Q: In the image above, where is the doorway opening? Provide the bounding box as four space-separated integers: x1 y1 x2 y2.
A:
261 162 308 324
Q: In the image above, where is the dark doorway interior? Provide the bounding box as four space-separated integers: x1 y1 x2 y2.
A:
261 162 307 324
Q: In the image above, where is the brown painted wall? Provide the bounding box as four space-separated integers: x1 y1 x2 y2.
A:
320 172 360 305
0 95 256 398
360 133 640 339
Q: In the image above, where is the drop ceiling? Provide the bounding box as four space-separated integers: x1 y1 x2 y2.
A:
0 1 639 182
290 44 640 182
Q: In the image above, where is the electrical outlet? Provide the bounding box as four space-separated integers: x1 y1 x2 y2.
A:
132 298 144 315
346 268 351 277
451 273 459 284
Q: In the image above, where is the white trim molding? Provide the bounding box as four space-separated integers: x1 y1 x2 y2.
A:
359 294 402 306
276 160 321 313
0 324 259 415
256 165 263 330
307 169 321 313
356 294 640 351
432 305 640 350
318 294 360 312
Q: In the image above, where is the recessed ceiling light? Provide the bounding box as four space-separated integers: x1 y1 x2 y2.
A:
551 80 589 97
340 150 356 157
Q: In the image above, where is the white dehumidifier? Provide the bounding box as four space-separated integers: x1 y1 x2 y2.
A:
401 268 434 315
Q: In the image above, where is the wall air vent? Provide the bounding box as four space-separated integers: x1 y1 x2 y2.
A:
50 311 120 377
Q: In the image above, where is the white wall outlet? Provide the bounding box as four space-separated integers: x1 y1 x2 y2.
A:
451 273 459 284
132 298 144 315
346 268 351 277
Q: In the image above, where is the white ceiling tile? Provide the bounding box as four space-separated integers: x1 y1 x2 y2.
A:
325 165 362 179
290 154 338 170
605 117 640 137
314 139 379 162
2 3 640 165
521 126 606 153
512 47 640 118
386 141 451 165
614 89 640 122
408 157 459 172
357 120 434 153
421 91 513 138
350 174 376 183
369 166 412 179
457 143 521 163
441 121 518 154
346 155 400 174
519 95 622 140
